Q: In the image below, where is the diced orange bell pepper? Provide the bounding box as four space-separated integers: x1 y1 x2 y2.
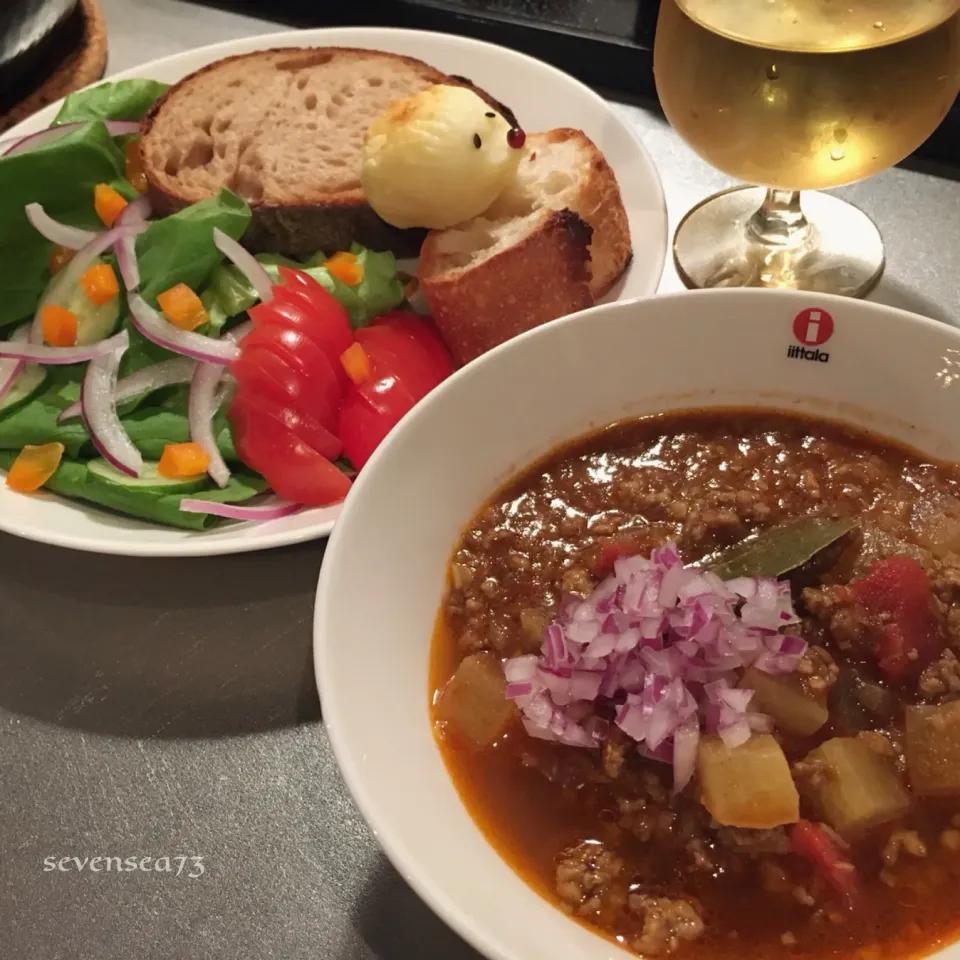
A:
325 251 364 287
49 244 75 275
41 305 78 347
156 283 209 331
79 263 120 306
157 442 211 479
6 442 65 493
340 342 371 385
124 139 148 193
94 183 128 227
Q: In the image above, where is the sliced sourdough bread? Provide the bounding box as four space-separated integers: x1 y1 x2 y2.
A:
418 128 631 364
140 47 457 257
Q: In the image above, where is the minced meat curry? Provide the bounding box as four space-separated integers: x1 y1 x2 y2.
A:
431 409 960 960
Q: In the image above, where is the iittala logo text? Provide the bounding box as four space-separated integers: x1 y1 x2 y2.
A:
788 307 834 363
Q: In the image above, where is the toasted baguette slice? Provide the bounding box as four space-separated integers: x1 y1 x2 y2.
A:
496 128 631 298
140 47 455 257
418 128 630 364
419 208 593 366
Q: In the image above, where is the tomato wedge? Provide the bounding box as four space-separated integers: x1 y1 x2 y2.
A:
230 269 452 501
276 266 353 353
338 389 396 471
241 325 340 393
230 400 350 506
248 267 353 389
253 287 351 384
355 325 440 399
231 346 339 431
336 318 452 470
232 388 341 461
239 329 342 423
374 311 453 384
357 371 416 422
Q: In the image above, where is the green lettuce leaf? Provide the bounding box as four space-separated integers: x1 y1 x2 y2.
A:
0 373 238 462
54 80 169 125
136 189 251 304
0 368 89 456
198 243 405 329
0 122 125 328
123 189 252 371
0 452 267 530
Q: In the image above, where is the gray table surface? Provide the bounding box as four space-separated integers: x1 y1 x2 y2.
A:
2 2 959 958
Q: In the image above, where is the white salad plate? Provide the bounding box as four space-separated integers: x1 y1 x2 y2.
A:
0 26 667 557
315 288 960 960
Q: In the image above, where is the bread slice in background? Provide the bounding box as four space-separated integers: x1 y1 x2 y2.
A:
419 128 631 364
140 47 456 257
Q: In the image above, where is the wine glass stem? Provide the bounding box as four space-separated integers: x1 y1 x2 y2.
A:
747 189 810 247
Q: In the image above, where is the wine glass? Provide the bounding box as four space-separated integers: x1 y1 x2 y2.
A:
654 0 960 296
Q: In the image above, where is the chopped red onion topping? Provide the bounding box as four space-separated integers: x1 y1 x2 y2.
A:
503 542 806 792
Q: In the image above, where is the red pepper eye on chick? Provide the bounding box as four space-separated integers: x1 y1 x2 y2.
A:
228 269 453 507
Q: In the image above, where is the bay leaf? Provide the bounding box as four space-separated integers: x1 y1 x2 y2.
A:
706 515 859 581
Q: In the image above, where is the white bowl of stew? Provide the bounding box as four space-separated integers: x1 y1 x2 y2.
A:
315 289 960 960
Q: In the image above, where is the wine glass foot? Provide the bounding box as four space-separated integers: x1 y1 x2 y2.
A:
673 186 885 298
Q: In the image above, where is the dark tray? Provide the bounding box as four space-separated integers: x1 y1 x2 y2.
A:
196 0 959 174
0 0 77 113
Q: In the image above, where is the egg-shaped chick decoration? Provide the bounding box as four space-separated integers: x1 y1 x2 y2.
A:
362 84 525 231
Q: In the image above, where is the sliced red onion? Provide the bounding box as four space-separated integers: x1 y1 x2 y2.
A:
0 330 129 365
113 196 153 293
58 356 196 423
187 320 252 488
0 324 31 402
117 194 152 227
115 232 140 292
80 330 142 478
128 293 239 365
25 203 97 249
188 363 230 488
226 320 254 343
178 499 301 521
31 223 147 343
1 120 141 158
212 228 273 304
504 541 806 781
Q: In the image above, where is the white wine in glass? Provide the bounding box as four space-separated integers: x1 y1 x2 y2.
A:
654 0 960 295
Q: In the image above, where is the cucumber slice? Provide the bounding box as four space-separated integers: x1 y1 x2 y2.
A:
0 365 47 414
87 458 209 494
62 258 121 345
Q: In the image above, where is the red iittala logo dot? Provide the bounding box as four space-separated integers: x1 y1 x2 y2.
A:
792 308 835 346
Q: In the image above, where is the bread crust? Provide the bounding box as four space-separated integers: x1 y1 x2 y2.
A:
419 209 594 365
527 129 631 297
